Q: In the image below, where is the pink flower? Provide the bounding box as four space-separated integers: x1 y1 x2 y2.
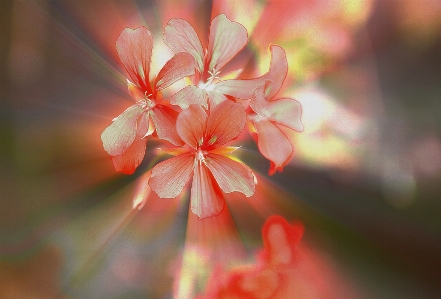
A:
101 27 195 174
148 100 255 219
248 45 303 175
164 14 262 110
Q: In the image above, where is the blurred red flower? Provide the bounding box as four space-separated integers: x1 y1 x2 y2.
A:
197 215 304 299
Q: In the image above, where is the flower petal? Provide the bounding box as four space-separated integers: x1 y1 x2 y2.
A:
116 27 153 93
170 85 208 110
210 146 240 155
155 52 195 91
150 104 183 146
111 135 147 174
264 45 288 100
249 84 269 116
207 14 248 71
176 104 207 149
158 146 191 157
204 153 255 197
251 87 303 132
163 18 204 72
205 100 246 149
262 215 304 266
137 110 155 138
101 105 143 156
191 161 224 218
214 78 267 99
127 80 145 101
207 90 228 109
220 68 243 80
267 98 303 131
251 118 294 175
149 153 194 198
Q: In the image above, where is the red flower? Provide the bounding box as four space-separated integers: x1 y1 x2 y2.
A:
164 14 261 110
248 45 303 175
101 27 195 174
148 100 255 218
197 215 304 299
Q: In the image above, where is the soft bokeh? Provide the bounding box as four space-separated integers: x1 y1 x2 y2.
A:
1 0 441 298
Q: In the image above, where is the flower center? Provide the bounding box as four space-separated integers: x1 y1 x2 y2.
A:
198 68 220 91
196 148 206 161
139 92 155 111
247 112 267 123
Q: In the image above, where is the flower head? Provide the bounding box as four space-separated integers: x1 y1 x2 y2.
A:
164 14 261 110
248 45 303 175
101 26 195 174
149 100 255 218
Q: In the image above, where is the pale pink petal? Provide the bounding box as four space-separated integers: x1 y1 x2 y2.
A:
176 104 207 149
163 18 204 72
264 45 288 100
150 104 183 146
207 90 228 109
191 161 224 218
267 98 303 131
149 153 194 198
101 105 143 156
116 27 153 93
170 85 208 110
214 78 267 99
251 118 294 175
204 153 255 197
155 52 195 91
207 14 248 71
205 100 246 149
249 84 268 115
111 135 147 174
251 88 303 132
137 110 154 138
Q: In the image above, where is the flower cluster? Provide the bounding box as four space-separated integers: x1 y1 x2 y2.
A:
101 14 303 218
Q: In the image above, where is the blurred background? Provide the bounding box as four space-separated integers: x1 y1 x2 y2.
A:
1 0 441 298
